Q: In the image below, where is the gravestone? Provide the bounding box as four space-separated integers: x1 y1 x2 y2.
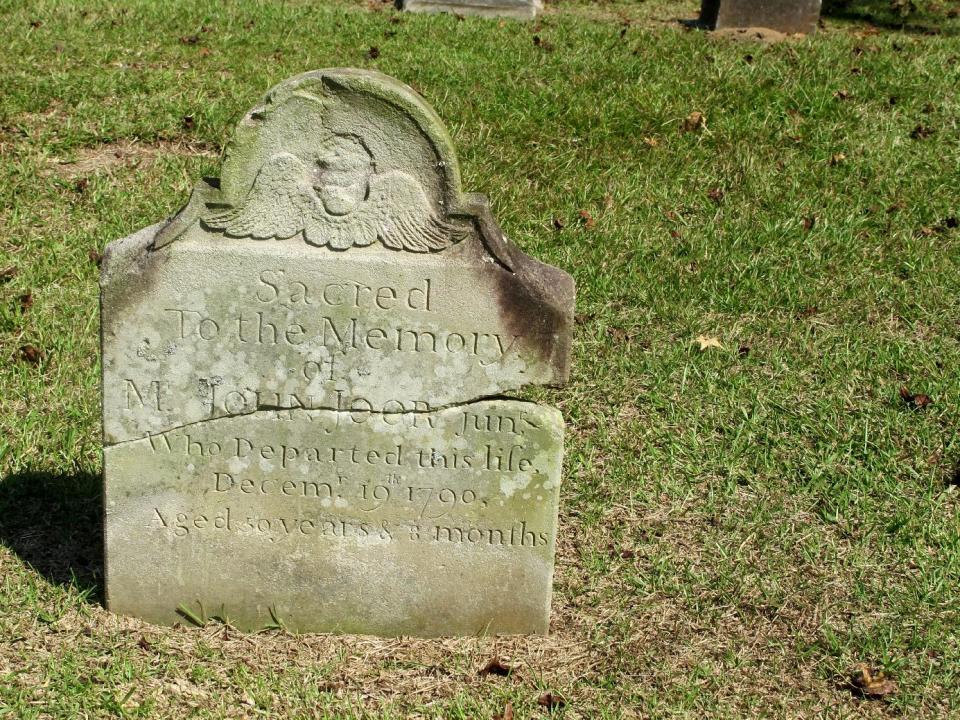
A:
101 69 574 637
699 0 822 34
402 0 541 21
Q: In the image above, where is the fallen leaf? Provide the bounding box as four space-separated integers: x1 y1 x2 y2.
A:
19 344 42 365
910 124 933 139
494 702 514 720
833 89 851 100
137 636 153 651
538 691 566 709
682 111 706 133
479 657 513 676
802 215 816 232
367 46 380 59
240 691 256 707
849 663 897 698
89 249 104 266
181 115 195 130
578 210 595 229
707 188 724 204
696 335 723 351
552 217 565 231
830 152 846 166
798 306 818 319
899 386 932 409
73 177 89 194
1 266 18 282
198 47 211 57
19 293 32 311
608 326 629 343
179 34 199 45
643 136 659 147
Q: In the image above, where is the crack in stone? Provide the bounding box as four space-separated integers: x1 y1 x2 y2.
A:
104 393 538 448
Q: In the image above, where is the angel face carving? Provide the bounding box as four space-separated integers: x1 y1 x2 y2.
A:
203 133 466 252
311 135 372 217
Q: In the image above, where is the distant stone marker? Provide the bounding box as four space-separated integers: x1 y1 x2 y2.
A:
402 0 541 21
101 69 574 637
700 0 822 34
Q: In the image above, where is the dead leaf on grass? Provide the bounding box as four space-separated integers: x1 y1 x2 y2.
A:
538 691 566 709
479 657 513 677
552 217 565 231
19 293 32 311
494 702 514 720
899 386 932 409
849 663 897 698
910 124 933 139
578 210 595 229
19 344 42 365
681 111 706 133
0 266 16 282
802 215 816 232
88 249 103 266
830 152 846 166
367 46 380 59
696 335 723 351
643 136 659 147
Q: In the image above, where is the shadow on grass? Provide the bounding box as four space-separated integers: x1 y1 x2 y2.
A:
822 0 957 35
0 469 103 603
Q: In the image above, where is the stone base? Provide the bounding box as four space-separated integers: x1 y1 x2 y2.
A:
699 0 822 34
402 0 541 21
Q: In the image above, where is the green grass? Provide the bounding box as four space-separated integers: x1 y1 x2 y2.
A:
2 0 960 717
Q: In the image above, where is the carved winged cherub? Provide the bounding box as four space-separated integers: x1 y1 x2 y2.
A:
203 134 466 252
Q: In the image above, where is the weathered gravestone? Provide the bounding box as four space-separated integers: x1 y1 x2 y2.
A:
101 69 574 637
699 0 822 34
402 0 541 21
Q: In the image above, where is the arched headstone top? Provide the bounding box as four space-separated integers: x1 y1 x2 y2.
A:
156 69 467 253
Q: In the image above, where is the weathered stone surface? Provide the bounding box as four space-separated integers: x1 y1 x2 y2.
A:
699 0 822 34
402 0 541 21
101 69 574 637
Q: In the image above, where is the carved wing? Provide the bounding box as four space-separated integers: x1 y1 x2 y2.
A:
367 171 468 252
204 153 318 240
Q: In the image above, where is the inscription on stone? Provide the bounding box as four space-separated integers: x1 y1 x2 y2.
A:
101 69 574 636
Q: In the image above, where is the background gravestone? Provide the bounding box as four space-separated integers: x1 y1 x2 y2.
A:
402 0 541 21
101 69 574 637
700 0 823 34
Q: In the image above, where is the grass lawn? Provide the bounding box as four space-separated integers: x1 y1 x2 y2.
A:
2 0 960 717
